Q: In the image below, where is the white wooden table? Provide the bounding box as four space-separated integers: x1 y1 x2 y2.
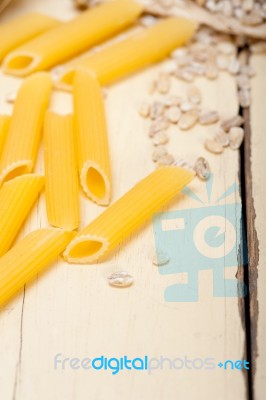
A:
0 1 265 399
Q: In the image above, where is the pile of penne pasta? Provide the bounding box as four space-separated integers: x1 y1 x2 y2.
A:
0 0 196 307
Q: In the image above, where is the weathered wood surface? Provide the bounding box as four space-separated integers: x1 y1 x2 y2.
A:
0 1 249 399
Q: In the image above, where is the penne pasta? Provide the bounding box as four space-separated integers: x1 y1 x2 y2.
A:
0 228 75 307
2 0 143 77
0 174 44 257
0 72 52 186
44 112 79 230
56 17 197 91
0 115 10 157
74 69 111 205
63 166 194 264
0 13 60 61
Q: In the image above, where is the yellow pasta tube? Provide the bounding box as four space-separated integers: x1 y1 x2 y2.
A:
0 13 60 61
56 17 197 90
44 112 79 230
2 0 143 77
0 228 75 307
64 166 194 264
0 174 44 257
0 72 52 186
0 115 10 157
74 69 111 205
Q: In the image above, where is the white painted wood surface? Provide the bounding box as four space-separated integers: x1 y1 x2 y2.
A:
0 1 247 399
250 54 266 400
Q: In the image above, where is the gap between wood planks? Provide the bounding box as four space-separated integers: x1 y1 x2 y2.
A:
240 62 259 400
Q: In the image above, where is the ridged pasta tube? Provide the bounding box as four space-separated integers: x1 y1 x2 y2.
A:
0 228 75 307
0 13 60 61
74 69 111 205
44 112 79 230
0 174 44 257
64 166 194 264
56 17 197 91
2 0 143 77
0 72 52 186
0 115 10 157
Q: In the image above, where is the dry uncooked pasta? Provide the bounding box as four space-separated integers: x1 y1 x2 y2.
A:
0 72 52 186
2 0 143 76
0 12 60 61
0 228 75 307
0 115 10 157
44 112 79 230
64 166 194 264
0 174 44 257
74 69 111 205
56 17 197 90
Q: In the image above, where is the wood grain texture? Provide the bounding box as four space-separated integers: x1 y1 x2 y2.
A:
249 53 266 400
0 1 247 399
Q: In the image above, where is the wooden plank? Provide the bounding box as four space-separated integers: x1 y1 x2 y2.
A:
0 1 247 399
248 53 266 399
